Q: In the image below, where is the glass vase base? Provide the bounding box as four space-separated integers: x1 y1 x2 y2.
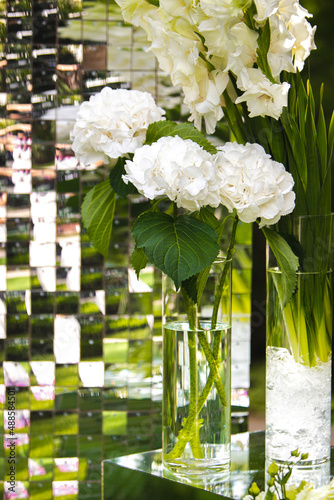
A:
163 464 231 492
163 445 230 477
265 456 331 489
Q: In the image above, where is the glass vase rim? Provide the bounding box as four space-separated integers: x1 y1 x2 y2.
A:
267 265 333 276
214 255 232 264
163 320 229 333
279 213 334 221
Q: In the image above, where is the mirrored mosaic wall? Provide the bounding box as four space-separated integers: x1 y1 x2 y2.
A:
0 1 252 499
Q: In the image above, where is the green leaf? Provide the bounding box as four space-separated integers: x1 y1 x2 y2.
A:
305 100 320 212
256 19 275 83
280 108 308 206
131 212 220 289
222 90 248 144
317 103 327 181
197 207 220 231
81 179 116 258
262 226 299 307
258 18 271 54
182 263 213 305
181 274 199 303
281 468 292 485
279 232 305 269
307 80 315 118
328 110 334 166
296 73 307 140
130 247 148 279
264 491 274 500
109 157 138 198
145 120 217 153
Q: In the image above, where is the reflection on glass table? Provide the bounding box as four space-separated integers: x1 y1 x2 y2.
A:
103 431 334 500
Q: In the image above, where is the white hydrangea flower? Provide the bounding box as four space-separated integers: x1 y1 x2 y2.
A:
213 142 295 226
235 68 290 120
123 136 221 211
71 87 165 165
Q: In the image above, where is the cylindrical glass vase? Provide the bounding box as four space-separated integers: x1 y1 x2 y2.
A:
162 258 232 476
266 214 333 476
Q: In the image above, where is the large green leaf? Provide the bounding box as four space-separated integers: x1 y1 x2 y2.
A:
262 226 299 307
145 120 217 154
130 246 148 278
131 212 220 289
81 180 116 258
109 156 138 198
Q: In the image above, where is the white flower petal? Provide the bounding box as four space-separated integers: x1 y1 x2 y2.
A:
72 88 165 165
214 142 295 224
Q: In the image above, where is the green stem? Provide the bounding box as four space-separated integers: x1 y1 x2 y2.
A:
172 201 178 221
181 289 203 458
188 331 204 459
212 215 238 329
150 197 169 211
165 218 238 460
197 332 227 406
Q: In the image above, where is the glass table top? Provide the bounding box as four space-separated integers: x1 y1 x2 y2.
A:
103 432 334 500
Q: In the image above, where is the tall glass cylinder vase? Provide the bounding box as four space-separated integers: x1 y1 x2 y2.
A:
266 214 333 480
162 257 232 477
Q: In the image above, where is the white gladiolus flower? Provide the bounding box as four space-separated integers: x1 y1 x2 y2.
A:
200 0 247 21
160 0 204 25
71 87 165 165
198 18 230 60
288 15 317 71
268 16 295 78
123 136 221 211
114 0 155 25
185 69 229 134
278 0 312 23
225 22 259 75
253 0 279 23
235 68 290 119
213 142 295 226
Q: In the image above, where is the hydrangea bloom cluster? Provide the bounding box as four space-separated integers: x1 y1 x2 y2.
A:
123 136 220 212
116 0 316 132
123 136 295 225
214 142 295 226
71 87 165 165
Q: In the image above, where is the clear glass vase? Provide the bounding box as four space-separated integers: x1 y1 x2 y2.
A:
266 214 333 480
162 258 232 477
